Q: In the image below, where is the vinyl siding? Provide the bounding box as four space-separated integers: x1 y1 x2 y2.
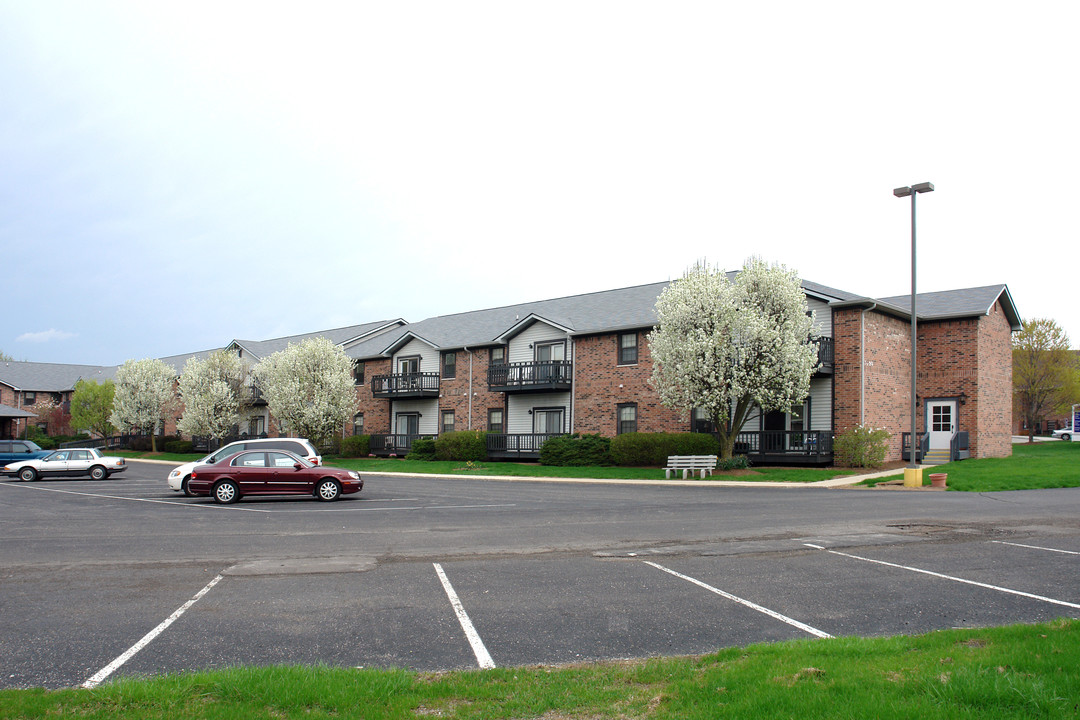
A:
507 393 571 434
809 377 832 431
391 399 439 434
508 322 571 364
393 339 440 373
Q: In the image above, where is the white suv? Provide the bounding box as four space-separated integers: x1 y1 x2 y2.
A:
167 438 321 496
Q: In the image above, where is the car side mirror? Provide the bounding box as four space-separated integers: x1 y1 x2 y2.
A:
294 462 303 470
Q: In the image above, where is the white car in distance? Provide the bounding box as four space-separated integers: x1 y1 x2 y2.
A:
168 437 321 496
2 447 128 482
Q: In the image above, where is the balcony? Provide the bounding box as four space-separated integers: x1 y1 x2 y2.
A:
488 361 572 393
369 433 435 456
813 337 834 374
486 432 565 459
370 372 440 399
733 430 834 466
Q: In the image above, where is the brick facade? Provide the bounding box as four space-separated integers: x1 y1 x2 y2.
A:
573 332 687 435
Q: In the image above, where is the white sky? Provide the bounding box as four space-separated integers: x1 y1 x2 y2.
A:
2 1 1077 366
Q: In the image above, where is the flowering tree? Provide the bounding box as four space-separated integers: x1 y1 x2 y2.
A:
648 257 818 459
177 350 253 443
109 358 178 452
252 337 358 448
70 379 115 439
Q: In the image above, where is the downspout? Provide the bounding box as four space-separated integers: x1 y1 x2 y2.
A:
568 335 575 433
464 346 473 430
860 302 877 425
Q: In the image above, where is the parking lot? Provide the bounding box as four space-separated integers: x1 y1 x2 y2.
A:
2 460 1079 689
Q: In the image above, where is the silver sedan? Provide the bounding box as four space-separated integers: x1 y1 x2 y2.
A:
2 447 128 482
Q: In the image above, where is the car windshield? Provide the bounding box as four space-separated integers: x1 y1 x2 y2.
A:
24 441 43 451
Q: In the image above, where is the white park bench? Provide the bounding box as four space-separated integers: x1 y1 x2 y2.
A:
664 455 718 479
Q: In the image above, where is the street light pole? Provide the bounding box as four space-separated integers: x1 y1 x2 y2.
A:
893 181 934 487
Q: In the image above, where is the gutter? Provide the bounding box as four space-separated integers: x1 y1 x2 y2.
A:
860 302 877 425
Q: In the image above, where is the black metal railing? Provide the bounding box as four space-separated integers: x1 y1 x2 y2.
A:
370 372 441 398
813 337 834 368
732 430 833 457
901 432 929 462
487 361 572 391
369 433 435 454
486 433 565 455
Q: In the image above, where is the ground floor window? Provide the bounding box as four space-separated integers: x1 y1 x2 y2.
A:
533 407 564 434
442 410 456 433
488 408 504 434
617 403 637 434
352 412 364 436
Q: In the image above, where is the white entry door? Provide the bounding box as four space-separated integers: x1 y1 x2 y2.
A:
927 400 957 450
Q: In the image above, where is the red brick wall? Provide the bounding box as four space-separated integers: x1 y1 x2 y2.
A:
438 349 506 431
976 300 1013 458
833 307 913 462
573 333 687 436
353 357 391 434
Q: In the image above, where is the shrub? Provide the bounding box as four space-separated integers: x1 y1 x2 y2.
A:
717 455 750 471
834 424 891 468
435 431 488 462
164 440 194 454
341 435 370 458
406 437 437 461
610 432 721 466
539 434 612 466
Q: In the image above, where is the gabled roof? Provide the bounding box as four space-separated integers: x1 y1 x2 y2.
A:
0 361 117 392
348 277 863 359
834 284 1021 331
0 404 37 419
231 319 405 362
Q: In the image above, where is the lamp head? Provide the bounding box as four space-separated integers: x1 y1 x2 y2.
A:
893 186 913 197
912 181 934 193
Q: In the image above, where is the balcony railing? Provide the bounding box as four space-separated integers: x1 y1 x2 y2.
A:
369 433 435 456
813 337 834 373
733 430 834 463
370 372 441 398
488 361 572 393
486 432 564 458
901 432 929 463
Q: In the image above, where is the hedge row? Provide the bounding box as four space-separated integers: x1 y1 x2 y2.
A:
609 432 721 466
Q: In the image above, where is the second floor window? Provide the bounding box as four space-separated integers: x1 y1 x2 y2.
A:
618 333 638 365
353 361 365 385
24 392 36 405
442 352 456 379
490 346 506 365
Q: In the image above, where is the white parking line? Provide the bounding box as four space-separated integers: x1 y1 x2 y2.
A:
433 563 495 669
82 574 225 688
0 483 270 511
643 561 832 638
804 544 1080 610
991 540 1080 556
258 503 517 513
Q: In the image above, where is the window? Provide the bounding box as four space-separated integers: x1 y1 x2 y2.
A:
533 408 564 434
490 347 506 365
234 452 267 467
618 333 638 365
24 392 36 405
248 416 265 437
617 403 637 434
398 356 420 374
442 410 456 433
352 412 364 436
70 450 90 462
353 361 365 385
488 408 504 434
692 408 715 434
535 341 565 362
396 413 420 436
442 351 457 379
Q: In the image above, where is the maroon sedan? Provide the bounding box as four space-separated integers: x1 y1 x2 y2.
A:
188 450 363 504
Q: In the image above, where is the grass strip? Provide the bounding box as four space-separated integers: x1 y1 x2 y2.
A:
861 441 1080 492
2 620 1077 719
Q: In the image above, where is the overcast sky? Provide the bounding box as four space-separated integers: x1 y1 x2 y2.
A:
2 1 1077 366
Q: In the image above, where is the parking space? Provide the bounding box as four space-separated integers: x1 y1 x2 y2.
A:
3 461 1080 689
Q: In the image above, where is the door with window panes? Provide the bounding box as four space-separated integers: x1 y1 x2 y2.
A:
533 408 564 435
927 400 957 450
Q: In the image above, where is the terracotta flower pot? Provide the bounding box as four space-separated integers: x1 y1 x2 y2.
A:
929 473 947 488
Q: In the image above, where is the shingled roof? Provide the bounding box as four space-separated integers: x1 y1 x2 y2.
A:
832 284 1021 331
0 361 117 392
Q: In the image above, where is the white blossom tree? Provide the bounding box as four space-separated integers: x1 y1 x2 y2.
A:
109 358 179 452
648 257 818 459
252 337 358 448
177 350 253 443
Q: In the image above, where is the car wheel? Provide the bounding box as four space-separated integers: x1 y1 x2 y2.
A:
181 476 196 497
18 467 37 482
1063 433 1071 442
89 466 107 481
213 480 240 504
316 479 341 502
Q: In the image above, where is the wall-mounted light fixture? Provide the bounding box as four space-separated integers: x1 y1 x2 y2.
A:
959 392 968 405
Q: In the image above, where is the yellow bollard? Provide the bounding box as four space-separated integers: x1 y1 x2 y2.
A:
903 467 923 488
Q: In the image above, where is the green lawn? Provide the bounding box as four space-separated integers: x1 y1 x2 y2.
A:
3 620 1076 718
862 440 1080 491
